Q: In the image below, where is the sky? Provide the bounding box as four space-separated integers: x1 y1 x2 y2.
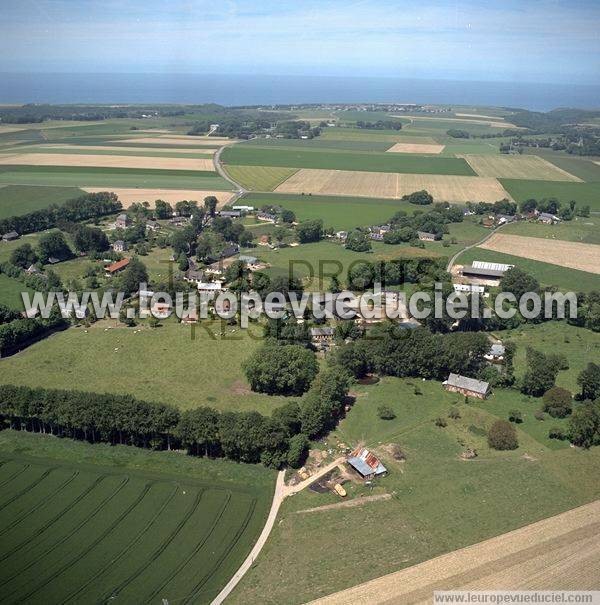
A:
1 0 598 84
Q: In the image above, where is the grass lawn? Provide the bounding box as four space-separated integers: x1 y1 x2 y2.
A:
0 320 295 415
0 184 84 219
225 165 298 191
458 246 599 292
0 273 32 310
500 179 600 213
0 430 275 605
242 192 418 230
221 146 476 176
252 240 442 290
0 165 233 190
501 217 600 244
229 376 600 604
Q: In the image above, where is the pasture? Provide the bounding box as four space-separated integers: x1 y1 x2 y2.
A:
0 274 32 310
0 184 84 219
500 179 600 213
242 192 416 231
275 168 512 203
478 233 600 274
225 165 298 191
221 146 475 176
460 154 581 181
0 321 294 415
0 165 232 190
457 247 598 292
501 218 600 245
228 376 600 604
0 153 215 172
0 431 274 605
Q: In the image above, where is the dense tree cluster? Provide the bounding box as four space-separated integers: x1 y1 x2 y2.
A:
0 192 121 236
355 120 402 131
384 203 464 244
296 219 323 243
447 129 470 138
0 310 68 357
401 190 434 205
346 258 446 290
345 229 372 252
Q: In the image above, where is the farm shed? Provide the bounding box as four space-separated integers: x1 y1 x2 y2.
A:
105 258 130 276
347 447 387 479
418 231 441 241
443 373 490 399
2 231 20 242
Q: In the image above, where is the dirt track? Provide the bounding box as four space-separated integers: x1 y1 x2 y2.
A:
308 499 600 604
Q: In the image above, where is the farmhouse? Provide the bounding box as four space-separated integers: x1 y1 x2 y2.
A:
443 373 490 399
105 258 130 276
418 231 441 241
335 230 348 241
346 447 387 479
453 283 485 294
2 231 20 242
310 326 334 345
238 254 260 270
219 210 241 219
257 212 277 223
538 212 561 224
485 343 506 363
146 219 160 232
115 213 131 229
112 240 127 252
197 281 223 294
232 205 254 212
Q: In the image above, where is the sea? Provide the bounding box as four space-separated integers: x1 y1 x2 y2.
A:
1 73 599 112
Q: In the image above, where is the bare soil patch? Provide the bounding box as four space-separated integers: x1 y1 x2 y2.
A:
459 154 582 181
276 168 512 203
479 233 600 274
295 493 392 514
386 143 445 154
0 152 215 171
309 499 600 604
82 187 234 208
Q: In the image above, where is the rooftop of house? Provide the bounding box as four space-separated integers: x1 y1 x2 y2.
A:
310 327 334 336
106 258 130 273
444 373 490 395
347 447 387 476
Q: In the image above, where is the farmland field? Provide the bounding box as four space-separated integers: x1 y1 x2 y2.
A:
0 430 274 605
224 165 298 191
386 143 445 154
275 168 512 203
228 376 600 604
457 247 599 291
500 180 600 212
0 165 232 190
478 233 600 274
5 144 216 158
0 184 84 219
221 146 475 175
0 152 215 172
0 321 294 415
83 187 235 208
242 192 418 230
523 149 600 183
459 154 581 181
243 137 393 152
500 218 600 244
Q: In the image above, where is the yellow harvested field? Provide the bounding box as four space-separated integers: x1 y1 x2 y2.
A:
386 143 445 154
455 113 508 120
117 137 232 146
310 499 600 605
0 152 215 171
40 144 217 155
82 188 234 208
400 115 519 129
479 233 600 274
275 168 512 203
459 154 582 181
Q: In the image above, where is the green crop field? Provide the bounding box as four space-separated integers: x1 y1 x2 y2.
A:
501 218 600 245
0 430 274 605
228 376 600 605
0 320 294 415
4 146 215 160
243 137 393 153
0 165 232 190
524 149 600 182
221 146 476 176
0 184 85 219
457 246 599 292
225 165 298 191
500 179 600 212
242 192 417 230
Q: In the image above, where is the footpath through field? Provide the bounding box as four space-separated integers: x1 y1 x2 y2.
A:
211 457 346 605
306 499 600 605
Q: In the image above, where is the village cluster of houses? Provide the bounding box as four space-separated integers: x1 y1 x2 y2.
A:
475 209 562 229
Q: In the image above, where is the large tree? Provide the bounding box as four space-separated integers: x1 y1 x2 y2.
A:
120 257 149 295
38 231 72 263
577 362 600 401
243 344 318 396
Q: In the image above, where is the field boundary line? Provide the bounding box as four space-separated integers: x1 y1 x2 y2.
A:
16 482 154 603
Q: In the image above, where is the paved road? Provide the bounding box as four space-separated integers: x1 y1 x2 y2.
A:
211 458 345 605
446 222 510 273
213 143 246 206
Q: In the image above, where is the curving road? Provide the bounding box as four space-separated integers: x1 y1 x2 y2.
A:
213 142 247 206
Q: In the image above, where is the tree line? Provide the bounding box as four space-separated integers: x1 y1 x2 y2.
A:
0 192 122 236
0 366 350 468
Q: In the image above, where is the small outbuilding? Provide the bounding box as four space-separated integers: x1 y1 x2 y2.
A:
346 447 387 479
2 231 20 242
443 373 490 399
